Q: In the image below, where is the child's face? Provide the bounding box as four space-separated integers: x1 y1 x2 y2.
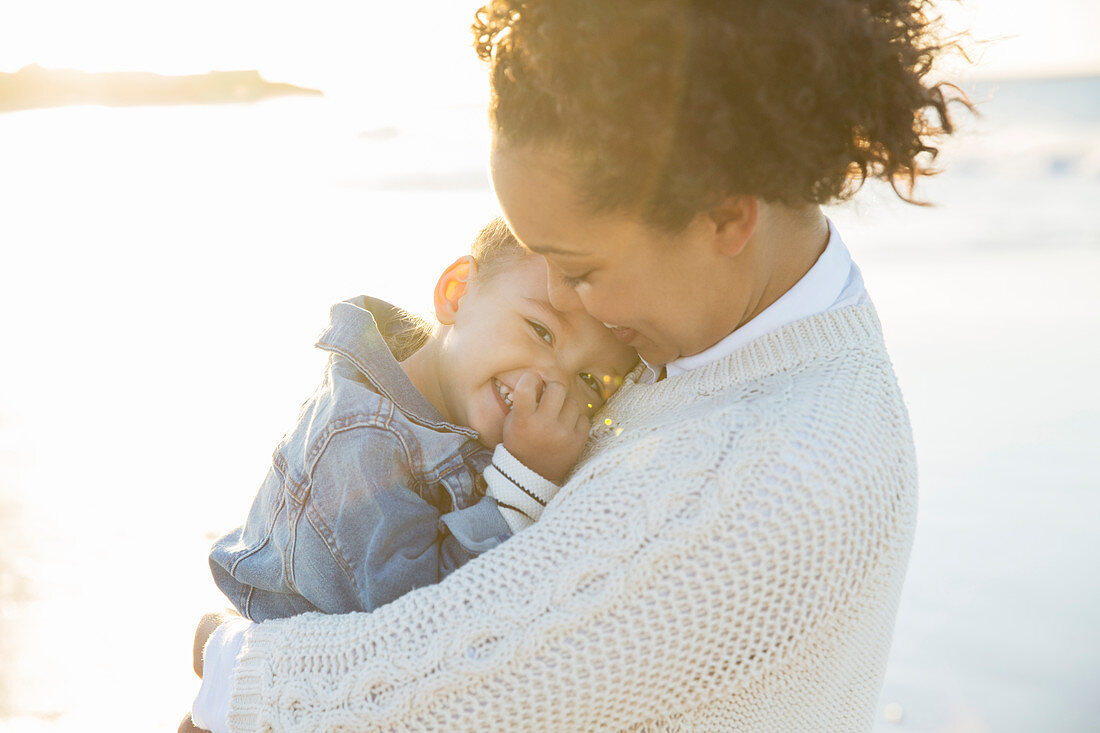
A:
436 254 637 448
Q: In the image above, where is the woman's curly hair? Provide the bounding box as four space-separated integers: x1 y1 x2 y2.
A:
474 0 971 230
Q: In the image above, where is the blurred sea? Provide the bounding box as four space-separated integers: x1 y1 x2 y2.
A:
0 75 1097 732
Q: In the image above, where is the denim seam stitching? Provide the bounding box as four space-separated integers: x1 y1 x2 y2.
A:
297 421 423 602
317 340 479 439
225 489 286 574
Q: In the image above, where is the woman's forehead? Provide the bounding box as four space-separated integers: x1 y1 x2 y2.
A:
491 145 600 251
491 143 670 270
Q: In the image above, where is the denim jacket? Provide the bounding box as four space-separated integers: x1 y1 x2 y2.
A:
209 296 513 622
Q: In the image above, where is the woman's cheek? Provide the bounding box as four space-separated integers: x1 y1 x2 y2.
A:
579 283 626 326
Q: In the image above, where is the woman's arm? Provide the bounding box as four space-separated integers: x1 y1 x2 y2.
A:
217 412 909 732
191 614 251 733
191 441 559 730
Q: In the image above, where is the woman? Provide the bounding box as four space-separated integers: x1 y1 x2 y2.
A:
188 1 964 730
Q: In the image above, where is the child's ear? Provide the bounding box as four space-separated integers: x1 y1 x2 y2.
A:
434 255 477 325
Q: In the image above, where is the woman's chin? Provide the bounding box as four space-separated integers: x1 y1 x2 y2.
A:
632 340 678 368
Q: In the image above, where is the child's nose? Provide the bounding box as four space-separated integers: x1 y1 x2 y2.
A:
533 365 567 395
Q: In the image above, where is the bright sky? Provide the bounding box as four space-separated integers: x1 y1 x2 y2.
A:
936 0 1100 79
0 0 1097 91
0 1 487 104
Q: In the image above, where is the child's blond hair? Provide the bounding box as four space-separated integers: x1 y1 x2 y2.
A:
470 216 528 278
388 217 528 359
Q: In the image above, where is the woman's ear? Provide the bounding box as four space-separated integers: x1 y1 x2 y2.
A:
708 195 758 257
434 255 477 325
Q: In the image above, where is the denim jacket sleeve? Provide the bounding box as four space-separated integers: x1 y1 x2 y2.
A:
285 425 510 615
210 425 513 621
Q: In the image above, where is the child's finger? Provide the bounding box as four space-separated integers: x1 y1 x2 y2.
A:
510 372 542 415
536 380 567 417
558 393 583 426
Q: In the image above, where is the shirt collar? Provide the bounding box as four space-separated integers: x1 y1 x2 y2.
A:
316 296 478 438
648 218 853 382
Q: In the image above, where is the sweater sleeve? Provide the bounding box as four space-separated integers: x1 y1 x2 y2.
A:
480 443 561 532
226 413 902 732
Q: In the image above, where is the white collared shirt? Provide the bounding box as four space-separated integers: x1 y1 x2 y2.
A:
641 218 868 383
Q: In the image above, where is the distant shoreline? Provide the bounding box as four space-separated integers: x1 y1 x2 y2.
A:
0 64 323 113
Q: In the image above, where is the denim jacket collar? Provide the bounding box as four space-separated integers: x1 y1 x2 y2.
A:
315 296 479 440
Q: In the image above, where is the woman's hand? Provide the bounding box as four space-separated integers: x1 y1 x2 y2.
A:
193 610 241 677
182 610 241 733
178 713 210 733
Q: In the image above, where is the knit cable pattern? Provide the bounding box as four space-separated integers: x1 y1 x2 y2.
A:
228 304 917 732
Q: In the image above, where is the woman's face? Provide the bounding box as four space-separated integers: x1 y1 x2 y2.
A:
490 144 742 366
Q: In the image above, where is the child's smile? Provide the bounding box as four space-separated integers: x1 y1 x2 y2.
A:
429 255 637 448
493 378 515 412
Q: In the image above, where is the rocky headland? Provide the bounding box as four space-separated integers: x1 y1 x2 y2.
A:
0 64 322 112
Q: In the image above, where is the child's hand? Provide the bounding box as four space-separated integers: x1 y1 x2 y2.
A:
502 372 589 484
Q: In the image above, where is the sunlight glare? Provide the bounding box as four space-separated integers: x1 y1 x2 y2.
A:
0 1 488 105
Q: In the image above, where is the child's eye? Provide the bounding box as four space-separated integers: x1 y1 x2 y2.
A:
580 372 603 397
527 320 553 345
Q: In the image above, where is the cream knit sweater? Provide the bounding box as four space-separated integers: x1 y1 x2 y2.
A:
227 304 917 732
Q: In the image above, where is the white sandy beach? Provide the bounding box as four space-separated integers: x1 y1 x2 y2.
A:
0 76 1097 731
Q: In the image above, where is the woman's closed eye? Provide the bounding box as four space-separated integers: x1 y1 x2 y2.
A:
527 319 554 345
561 271 592 288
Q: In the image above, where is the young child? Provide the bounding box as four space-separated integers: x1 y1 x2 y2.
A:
209 219 637 621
